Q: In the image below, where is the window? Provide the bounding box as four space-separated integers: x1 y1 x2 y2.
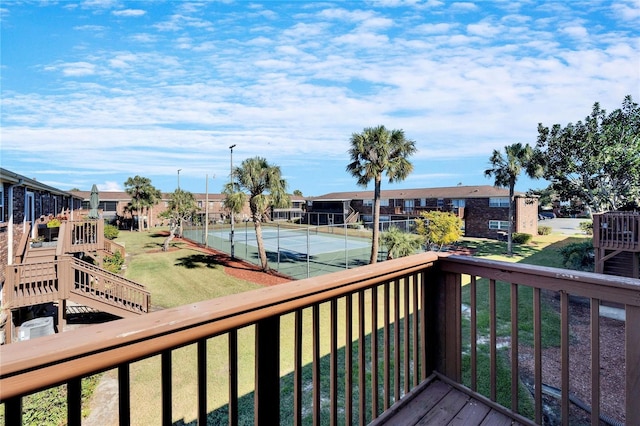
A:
101 201 117 212
404 199 414 209
452 199 465 208
437 198 444 208
489 197 509 207
380 199 389 207
363 199 373 207
0 185 4 222
489 220 510 230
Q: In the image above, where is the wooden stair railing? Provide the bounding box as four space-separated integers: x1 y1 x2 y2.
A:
3 257 149 320
68 257 150 316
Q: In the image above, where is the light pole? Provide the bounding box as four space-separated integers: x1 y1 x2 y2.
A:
229 144 236 259
177 169 182 189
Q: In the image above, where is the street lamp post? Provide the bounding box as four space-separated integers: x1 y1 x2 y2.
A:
177 169 182 189
229 144 236 259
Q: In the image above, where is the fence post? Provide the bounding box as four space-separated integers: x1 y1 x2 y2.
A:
255 316 280 425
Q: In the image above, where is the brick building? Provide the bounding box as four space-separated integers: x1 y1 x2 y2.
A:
0 168 84 285
305 185 538 239
69 191 306 229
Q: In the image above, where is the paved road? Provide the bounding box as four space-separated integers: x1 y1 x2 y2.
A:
540 218 588 235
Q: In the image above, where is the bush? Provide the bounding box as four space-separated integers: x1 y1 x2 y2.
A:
104 224 119 240
578 220 593 235
103 251 125 274
559 240 594 271
537 225 552 235
512 233 533 244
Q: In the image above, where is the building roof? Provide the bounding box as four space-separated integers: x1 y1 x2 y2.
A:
70 191 306 203
1 168 83 200
309 185 528 201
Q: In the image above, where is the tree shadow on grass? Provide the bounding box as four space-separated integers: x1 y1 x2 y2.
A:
174 254 224 269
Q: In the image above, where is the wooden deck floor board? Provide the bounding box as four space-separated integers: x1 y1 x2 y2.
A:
369 373 534 426
416 388 470 425
448 398 491 425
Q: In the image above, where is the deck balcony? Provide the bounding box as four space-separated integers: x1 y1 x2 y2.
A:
1 253 639 425
593 212 640 278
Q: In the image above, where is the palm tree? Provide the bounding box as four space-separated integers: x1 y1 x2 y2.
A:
124 176 161 232
380 226 422 260
346 125 417 264
484 143 543 256
223 157 290 271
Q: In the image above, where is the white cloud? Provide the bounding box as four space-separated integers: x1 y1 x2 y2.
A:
467 22 500 38
98 181 123 191
415 23 456 34
50 61 97 76
74 25 106 31
112 9 146 17
611 0 640 21
449 2 478 12
560 25 589 39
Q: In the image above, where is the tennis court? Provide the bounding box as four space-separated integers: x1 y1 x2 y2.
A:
183 223 376 279
211 227 371 256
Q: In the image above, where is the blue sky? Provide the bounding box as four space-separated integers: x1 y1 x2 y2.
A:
1 1 638 197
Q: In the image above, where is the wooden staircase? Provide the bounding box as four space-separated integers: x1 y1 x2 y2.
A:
2 220 150 344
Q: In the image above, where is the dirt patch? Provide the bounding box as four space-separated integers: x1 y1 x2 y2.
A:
171 235 292 286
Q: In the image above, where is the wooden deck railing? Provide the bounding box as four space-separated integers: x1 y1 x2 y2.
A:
103 238 125 257
57 219 105 255
593 211 640 251
1 253 639 425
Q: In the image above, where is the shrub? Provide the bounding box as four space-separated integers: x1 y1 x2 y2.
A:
104 224 119 240
46 218 61 228
559 240 594 271
578 220 593 235
103 251 125 274
537 226 552 235
512 233 533 244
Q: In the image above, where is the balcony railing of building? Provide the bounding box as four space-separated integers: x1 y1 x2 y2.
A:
1 253 639 425
593 211 640 251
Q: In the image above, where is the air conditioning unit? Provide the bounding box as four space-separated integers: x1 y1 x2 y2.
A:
18 316 55 341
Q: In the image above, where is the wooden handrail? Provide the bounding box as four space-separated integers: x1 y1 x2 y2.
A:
0 253 437 401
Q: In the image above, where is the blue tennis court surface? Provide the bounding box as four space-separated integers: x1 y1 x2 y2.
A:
210 228 370 256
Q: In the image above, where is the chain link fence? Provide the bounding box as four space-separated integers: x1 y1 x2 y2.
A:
182 219 417 279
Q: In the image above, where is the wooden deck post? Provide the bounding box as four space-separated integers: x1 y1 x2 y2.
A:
626 304 640 424
254 316 280 425
424 264 461 381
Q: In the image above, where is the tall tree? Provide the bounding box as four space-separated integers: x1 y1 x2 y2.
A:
346 125 417 264
536 95 640 215
484 143 543 256
223 156 290 271
124 176 161 232
415 211 463 251
160 189 198 250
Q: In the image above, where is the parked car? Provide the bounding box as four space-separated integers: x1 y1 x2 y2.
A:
539 211 556 219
